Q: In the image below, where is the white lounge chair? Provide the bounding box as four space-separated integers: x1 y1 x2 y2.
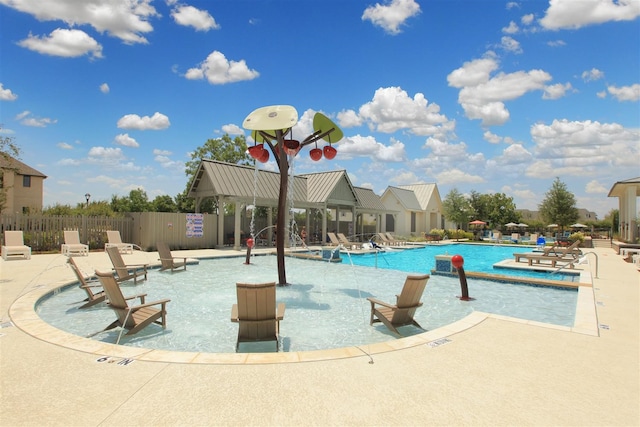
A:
105 230 134 254
2 230 31 260
61 230 89 257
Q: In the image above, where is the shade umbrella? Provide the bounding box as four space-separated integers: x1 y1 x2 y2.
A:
469 220 486 225
517 223 528 228
505 222 518 227
547 223 558 228
571 223 587 228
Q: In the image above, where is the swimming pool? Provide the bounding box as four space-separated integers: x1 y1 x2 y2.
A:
37 254 578 353
346 243 579 281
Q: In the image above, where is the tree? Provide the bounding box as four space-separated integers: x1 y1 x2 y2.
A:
0 128 21 212
538 177 579 231
179 134 252 213
111 188 150 213
485 192 520 228
151 195 178 212
442 188 473 229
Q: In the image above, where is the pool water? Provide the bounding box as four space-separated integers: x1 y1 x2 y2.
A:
346 244 579 281
37 255 578 353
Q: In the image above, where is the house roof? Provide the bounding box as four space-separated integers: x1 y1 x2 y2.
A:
608 177 640 198
383 186 423 211
0 155 47 178
299 170 359 206
398 183 438 210
354 186 387 212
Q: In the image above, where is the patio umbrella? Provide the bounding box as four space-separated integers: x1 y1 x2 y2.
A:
517 223 528 227
547 224 558 228
571 223 587 228
469 220 486 225
505 222 518 227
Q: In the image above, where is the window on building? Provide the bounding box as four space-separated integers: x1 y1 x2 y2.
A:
411 212 416 232
23 175 31 187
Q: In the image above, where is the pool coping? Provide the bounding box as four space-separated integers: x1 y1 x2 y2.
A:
8 256 599 365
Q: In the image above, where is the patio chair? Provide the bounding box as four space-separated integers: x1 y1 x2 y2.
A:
61 230 89 257
337 233 359 248
385 232 406 246
326 232 341 246
157 242 187 272
106 246 148 284
231 282 286 352
1 230 31 260
513 240 582 267
367 274 430 336
376 233 394 246
104 230 135 254
67 257 106 309
95 270 170 336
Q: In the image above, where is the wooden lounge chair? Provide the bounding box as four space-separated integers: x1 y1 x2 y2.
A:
67 257 106 309
231 282 285 352
367 274 430 336
385 232 406 246
106 246 148 284
337 233 359 248
157 242 187 272
326 232 341 246
104 230 134 254
95 270 170 336
513 240 582 267
61 230 89 256
2 230 31 260
377 232 394 246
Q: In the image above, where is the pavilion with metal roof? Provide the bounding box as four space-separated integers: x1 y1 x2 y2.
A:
608 177 640 242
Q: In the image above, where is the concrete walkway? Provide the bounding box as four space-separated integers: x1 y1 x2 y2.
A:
1 246 638 426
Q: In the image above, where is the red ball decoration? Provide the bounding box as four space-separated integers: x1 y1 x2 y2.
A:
323 145 337 160
248 144 264 159
258 148 270 163
451 254 464 269
309 147 323 161
246 238 254 249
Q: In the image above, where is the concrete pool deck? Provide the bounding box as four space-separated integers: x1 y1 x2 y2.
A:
1 246 638 425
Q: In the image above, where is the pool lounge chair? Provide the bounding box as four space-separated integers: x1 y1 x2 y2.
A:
106 246 148 284
67 257 106 309
376 233 396 246
367 274 430 336
326 232 341 246
337 233 360 248
95 270 170 336
157 241 187 272
2 230 31 260
105 230 135 254
231 282 286 352
513 240 582 267
385 232 406 246
61 230 89 257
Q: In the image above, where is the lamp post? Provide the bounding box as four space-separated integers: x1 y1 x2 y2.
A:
85 193 90 209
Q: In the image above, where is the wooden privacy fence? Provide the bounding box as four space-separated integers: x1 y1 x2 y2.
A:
1 212 218 253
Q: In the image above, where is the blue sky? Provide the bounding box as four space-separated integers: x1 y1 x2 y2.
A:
1 0 638 218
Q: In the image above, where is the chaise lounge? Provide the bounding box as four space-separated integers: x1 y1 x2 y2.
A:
105 230 135 254
61 230 89 257
513 240 582 267
1 230 31 260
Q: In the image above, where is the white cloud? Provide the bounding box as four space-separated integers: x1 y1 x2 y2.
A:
581 68 604 82
500 36 522 53
1 0 158 44
483 131 502 144
521 13 535 25
88 146 125 161
18 28 103 59
540 0 640 30
502 21 519 34
543 82 573 99
57 142 73 150
117 112 170 130
171 5 220 31
448 56 552 126
15 111 57 127
607 84 640 102
100 83 109 94
357 86 454 137
337 134 406 162
0 83 18 101
184 51 259 84
221 124 244 135
361 0 421 35
337 109 363 128
434 168 485 185
114 133 139 147
547 40 566 47
585 180 608 194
